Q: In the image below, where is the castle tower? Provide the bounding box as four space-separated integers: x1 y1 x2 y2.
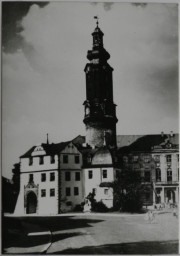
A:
83 19 118 148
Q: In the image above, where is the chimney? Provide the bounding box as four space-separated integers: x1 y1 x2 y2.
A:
161 131 164 137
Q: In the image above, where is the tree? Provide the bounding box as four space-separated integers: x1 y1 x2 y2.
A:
113 170 143 212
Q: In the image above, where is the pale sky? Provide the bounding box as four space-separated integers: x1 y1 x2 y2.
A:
2 2 178 178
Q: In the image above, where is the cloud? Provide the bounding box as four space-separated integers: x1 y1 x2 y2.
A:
2 2 178 178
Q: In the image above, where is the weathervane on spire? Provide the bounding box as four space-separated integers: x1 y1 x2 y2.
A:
94 16 99 27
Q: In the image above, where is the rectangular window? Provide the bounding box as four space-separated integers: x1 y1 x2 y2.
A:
39 156 44 165
29 174 33 182
144 155 150 163
144 171 150 182
41 173 46 182
75 155 80 164
156 168 161 182
74 187 79 196
51 155 55 164
166 155 172 163
154 155 160 162
63 155 68 164
88 170 93 179
177 154 179 162
50 188 55 197
29 157 33 166
41 189 46 197
133 156 138 162
103 170 107 179
104 189 108 195
123 156 128 163
66 187 71 196
75 172 80 181
65 172 71 181
167 169 172 182
50 172 55 181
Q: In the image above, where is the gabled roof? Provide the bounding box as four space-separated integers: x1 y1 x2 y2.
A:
20 141 70 158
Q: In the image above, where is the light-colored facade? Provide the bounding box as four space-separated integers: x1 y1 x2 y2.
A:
151 141 179 205
14 142 84 215
119 133 179 206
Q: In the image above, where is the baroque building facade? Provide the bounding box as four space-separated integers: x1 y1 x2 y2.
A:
13 22 179 215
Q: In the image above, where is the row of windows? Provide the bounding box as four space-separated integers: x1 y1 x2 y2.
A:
41 172 55 182
66 187 79 196
63 155 80 164
88 170 107 179
29 172 55 183
123 154 179 163
41 188 55 197
29 155 80 166
29 155 55 166
65 171 80 181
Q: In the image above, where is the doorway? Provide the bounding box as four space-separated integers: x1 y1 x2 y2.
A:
26 192 37 214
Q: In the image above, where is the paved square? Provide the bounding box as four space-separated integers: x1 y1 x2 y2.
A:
45 212 178 254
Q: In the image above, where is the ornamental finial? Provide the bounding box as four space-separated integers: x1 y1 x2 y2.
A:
94 16 99 27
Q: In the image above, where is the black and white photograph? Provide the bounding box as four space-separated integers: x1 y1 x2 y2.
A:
2 1 179 254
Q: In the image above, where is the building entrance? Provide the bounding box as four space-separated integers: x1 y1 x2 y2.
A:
26 192 37 214
166 189 175 204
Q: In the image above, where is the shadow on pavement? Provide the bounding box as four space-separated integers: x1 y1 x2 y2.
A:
50 240 179 255
2 216 104 252
9 216 105 232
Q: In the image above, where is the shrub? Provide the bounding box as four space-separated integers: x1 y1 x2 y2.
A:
91 201 108 212
73 204 83 212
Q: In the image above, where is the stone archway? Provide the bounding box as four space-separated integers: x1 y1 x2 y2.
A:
26 192 37 214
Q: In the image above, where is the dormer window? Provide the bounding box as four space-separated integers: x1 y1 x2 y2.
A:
29 157 33 166
39 156 44 165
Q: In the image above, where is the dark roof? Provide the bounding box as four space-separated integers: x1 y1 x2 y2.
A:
118 134 179 154
20 133 179 158
20 141 70 158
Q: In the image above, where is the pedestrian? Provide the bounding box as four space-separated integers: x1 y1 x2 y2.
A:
144 211 150 222
149 210 155 223
173 207 177 217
